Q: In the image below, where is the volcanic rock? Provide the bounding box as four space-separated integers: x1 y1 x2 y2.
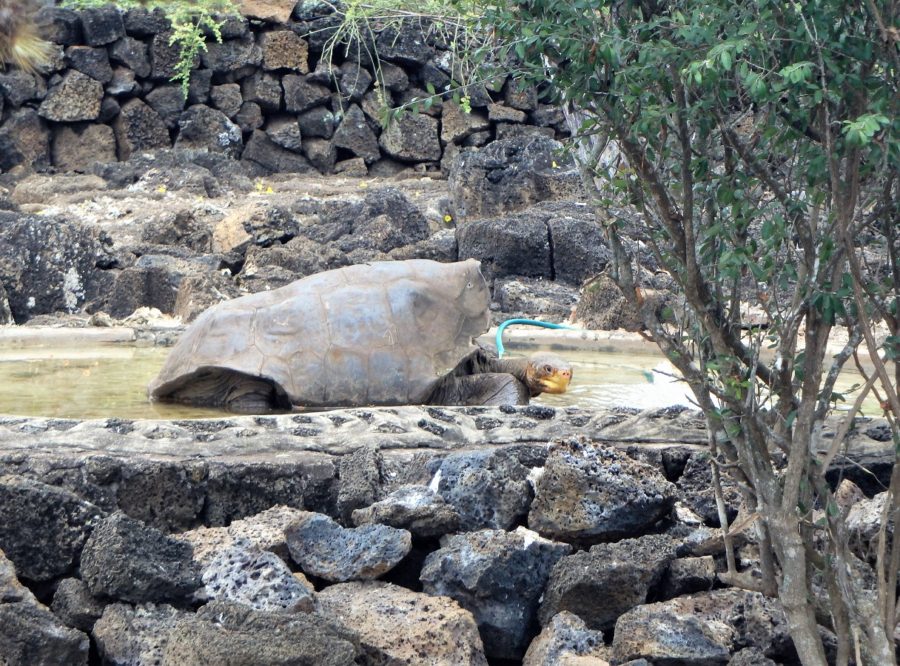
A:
286 512 412 581
80 512 202 604
420 526 571 659
318 581 487 665
528 439 677 543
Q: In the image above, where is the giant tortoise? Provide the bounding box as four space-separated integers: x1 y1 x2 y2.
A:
149 259 571 412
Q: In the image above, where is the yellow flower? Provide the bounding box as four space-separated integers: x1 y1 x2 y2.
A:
443 214 453 223
156 185 167 193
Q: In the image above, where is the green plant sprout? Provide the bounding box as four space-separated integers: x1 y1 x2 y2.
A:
62 0 238 96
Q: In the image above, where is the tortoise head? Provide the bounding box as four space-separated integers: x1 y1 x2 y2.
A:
524 352 573 395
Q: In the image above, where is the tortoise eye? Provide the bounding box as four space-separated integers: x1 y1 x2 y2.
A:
543 364 552 373
466 281 473 288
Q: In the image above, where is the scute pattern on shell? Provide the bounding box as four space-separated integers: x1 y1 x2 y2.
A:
149 259 490 407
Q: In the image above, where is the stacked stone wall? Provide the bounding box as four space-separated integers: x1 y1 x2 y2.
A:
0 2 567 175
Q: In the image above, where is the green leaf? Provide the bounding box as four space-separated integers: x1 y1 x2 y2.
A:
720 49 732 71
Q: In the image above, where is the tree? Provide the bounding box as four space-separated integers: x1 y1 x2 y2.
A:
469 1 898 663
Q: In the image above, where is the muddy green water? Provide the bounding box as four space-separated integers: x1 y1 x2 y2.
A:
0 342 880 420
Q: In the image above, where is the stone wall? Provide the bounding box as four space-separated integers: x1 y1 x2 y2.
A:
0 1 567 175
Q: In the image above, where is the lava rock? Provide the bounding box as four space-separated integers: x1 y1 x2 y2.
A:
347 187 431 252
332 103 381 163
379 112 441 162
420 527 571 660
0 108 50 171
201 36 262 73
575 273 673 332
112 98 170 160
337 444 384 523
241 70 282 112
0 601 90 665
242 0 297 23
493 276 579 320
319 581 487 665
375 21 434 67
450 134 578 222
235 101 264 132
162 599 361 664
265 115 303 152
660 555 717 599
38 70 104 122
539 534 677 631
488 103 527 123
528 439 677 544
677 451 742 526
201 538 316 612
379 61 409 91
434 448 533 531
80 5 125 45
286 512 411 581
546 213 611 284
210 83 242 118
847 491 890 563
189 70 218 104
65 45 113 83
145 84 186 129
34 6 83 45
51 578 106 632
177 505 308 566
0 70 40 107
105 254 195 318
109 35 151 77
298 105 337 138
92 602 186 665
123 6 169 35
441 100 490 144
523 611 609 666
260 30 309 71
612 589 790 664
3 550 91 663
457 212 552 283
303 137 337 173
112 462 206 533
352 485 461 539
150 30 189 79
0 212 111 322
51 123 117 172
242 129 314 173
0 475 104 581
175 104 243 157
107 66 138 96
338 61 373 101
0 547 36 604
80 512 202 604
283 73 331 113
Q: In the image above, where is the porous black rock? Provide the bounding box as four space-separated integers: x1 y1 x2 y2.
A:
421 527 571 660
80 512 202 604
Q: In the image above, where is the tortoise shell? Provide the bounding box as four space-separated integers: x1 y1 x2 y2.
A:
149 259 490 407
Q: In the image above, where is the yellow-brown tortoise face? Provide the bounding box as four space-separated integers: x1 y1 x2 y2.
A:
525 353 573 395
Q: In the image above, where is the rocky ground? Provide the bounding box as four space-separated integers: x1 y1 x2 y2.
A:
0 136 893 665
0 134 632 331
0 404 894 665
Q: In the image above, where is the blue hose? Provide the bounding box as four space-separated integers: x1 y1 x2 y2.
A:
495 318 574 358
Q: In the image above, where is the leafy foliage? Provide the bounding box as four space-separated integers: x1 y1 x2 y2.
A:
438 0 899 662
318 0 487 124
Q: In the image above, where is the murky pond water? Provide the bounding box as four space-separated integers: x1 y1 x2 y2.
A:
0 342 880 419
